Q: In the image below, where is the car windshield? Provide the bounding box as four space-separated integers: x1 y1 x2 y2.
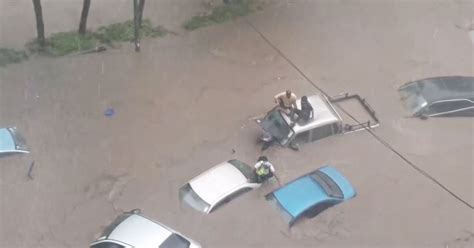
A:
399 83 428 115
179 183 210 212
228 159 257 182
90 242 126 248
160 233 190 248
7 127 28 151
310 171 343 199
101 213 131 238
259 109 293 144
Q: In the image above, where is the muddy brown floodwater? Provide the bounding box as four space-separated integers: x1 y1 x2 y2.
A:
1 0 473 247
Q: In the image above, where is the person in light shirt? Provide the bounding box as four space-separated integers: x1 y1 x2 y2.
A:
274 90 297 110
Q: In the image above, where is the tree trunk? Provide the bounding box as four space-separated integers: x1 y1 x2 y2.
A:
133 0 140 52
32 0 45 47
78 0 91 36
138 0 145 28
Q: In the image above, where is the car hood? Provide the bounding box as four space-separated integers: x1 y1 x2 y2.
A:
272 176 330 218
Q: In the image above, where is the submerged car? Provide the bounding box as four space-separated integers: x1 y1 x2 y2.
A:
179 159 260 214
89 209 201 248
266 166 355 226
256 93 378 150
399 76 474 117
0 127 29 155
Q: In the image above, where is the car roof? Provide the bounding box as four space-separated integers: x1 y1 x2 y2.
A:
289 95 341 134
272 175 329 218
0 128 15 152
401 76 474 103
189 161 248 205
108 214 172 247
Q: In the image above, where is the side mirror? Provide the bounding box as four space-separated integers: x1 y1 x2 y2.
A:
419 114 428 120
131 209 141 214
289 142 299 151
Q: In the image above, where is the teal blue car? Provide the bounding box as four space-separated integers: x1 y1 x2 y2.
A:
266 166 355 226
0 127 29 155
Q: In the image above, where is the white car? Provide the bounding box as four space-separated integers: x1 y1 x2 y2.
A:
90 209 201 248
179 159 260 214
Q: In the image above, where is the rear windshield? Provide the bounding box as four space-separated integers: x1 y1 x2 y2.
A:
160 233 190 248
228 159 256 182
90 242 125 248
101 213 132 238
310 171 343 199
7 127 28 151
399 84 428 115
179 183 210 212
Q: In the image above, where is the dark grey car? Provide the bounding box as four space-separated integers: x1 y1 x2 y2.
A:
399 76 474 117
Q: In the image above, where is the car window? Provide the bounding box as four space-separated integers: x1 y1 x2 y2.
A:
310 124 334 142
179 183 210 212
90 241 126 248
447 100 473 109
160 233 190 248
228 159 256 182
427 101 470 114
293 130 310 144
210 187 251 213
438 107 474 117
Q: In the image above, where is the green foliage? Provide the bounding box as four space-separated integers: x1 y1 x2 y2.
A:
46 31 97 56
183 0 259 30
0 48 28 67
95 19 166 45
26 19 167 56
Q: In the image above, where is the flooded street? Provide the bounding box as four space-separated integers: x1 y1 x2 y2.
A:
1 0 473 247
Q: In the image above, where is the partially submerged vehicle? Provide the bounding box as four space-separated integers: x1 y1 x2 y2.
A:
266 166 355 227
179 159 260 214
90 209 201 248
399 76 474 118
256 94 379 150
0 127 29 155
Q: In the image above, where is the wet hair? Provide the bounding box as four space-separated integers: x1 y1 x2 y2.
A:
301 96 308 103
258 156 268 162
286 90 291 97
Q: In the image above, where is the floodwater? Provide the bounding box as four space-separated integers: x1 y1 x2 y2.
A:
1 0 473 247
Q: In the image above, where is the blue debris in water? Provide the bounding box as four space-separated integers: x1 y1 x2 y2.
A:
104 108 115 117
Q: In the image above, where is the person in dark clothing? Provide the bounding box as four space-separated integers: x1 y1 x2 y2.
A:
291 96 314 126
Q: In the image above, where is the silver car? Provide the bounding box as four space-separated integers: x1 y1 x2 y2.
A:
90 209 201 248
399 76 474 118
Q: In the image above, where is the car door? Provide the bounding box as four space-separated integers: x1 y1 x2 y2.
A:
209 187 252 213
